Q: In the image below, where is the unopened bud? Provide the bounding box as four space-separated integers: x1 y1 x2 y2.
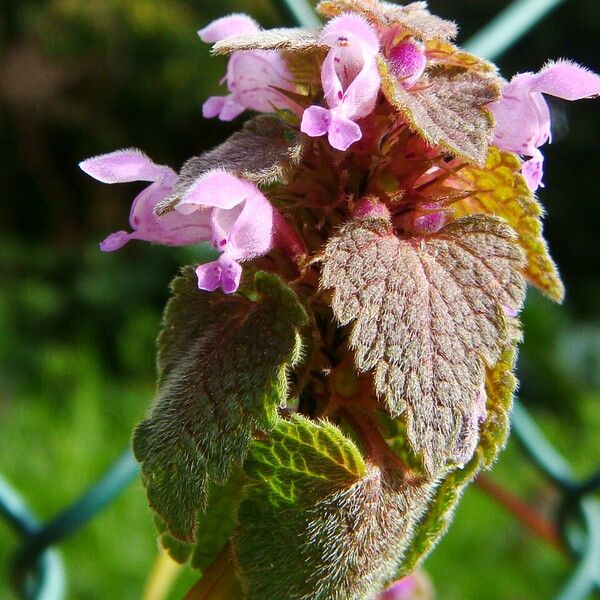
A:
388 39 427 89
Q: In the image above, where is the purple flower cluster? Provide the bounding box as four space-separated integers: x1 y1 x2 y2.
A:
80 9 600 296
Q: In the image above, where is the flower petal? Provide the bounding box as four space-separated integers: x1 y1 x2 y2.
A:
99 231 131 252
319 13 379 54
198 14 259 44
228 194 274 259
490 74 548 155
79 149 174 183
195 255 242 294
226 51 297 115
521 151 545 192
216 95 246 121
317 16 381 123
301 105 332 137
339 52 381 119
176 170 261 214
328 113 362 151
202 96 227 119
533 59 600 101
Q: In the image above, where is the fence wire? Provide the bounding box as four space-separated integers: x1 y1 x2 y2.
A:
2 0 599 599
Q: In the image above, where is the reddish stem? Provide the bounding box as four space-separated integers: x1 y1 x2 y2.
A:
475 474 564 552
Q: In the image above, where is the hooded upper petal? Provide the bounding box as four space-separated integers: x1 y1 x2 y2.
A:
79 149 172 183
320 13 380 54
176 169 274 269
197 13 259 43
532 59 600 100
176 170 263 213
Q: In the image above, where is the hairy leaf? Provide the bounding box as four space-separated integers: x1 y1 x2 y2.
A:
379 62 501 166
317 0 457 41
212 28 321 55
455 147 564 302
321 215 526 474
425 39 495 73
156 115 305 215
133 269 307 541
396 344 518 576
156 468 245 570
235 415 435 600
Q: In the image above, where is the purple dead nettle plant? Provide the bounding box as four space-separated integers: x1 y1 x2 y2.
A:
81 1 600 598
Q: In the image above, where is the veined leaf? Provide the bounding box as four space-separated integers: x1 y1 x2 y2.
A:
133 269 307 541
321 214 526 474
235 415 435 600
212 29 321 55
455 147 564 302
379 62 501 166
396 345 518 576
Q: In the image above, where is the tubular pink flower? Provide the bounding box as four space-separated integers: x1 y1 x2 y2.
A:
198 14 298 121
175 170 274 294
79 149 210 251
491 60 600 191
301 14 381 151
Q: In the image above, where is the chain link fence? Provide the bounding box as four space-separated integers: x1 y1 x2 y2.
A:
2 0 599 598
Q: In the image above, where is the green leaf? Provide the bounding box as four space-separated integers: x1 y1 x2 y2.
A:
133 269 308 541
455 146 564 302
235 415 435 600
321 214 526 475
156 468 246 570
395 344 518 577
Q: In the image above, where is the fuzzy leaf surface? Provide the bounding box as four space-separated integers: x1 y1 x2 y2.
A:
317 0 457 41
156 468 245 570
379 63 500 166
133 269 307 541
455 147 564 302
212 28 321 55
321 215 526 474
396 344 518 576
425 39 495 73
235 415 434 600
156 115 305 215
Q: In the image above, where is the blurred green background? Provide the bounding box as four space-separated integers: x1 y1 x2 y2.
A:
1 1 599 598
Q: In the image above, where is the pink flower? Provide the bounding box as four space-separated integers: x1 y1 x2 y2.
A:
175 170 274 294
387 39 427 89
79 149 210 251
198 14 298 121
491 60 600 191
301 14 381 151
378 572 432 600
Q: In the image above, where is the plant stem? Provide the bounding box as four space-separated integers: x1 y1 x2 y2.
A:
476 474 564 551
